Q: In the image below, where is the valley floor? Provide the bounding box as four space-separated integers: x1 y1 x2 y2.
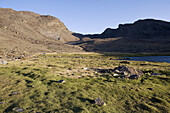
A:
0 53 169 112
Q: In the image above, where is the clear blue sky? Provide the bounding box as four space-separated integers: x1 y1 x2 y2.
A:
0 0 170 34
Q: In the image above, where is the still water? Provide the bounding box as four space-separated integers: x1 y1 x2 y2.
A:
123 56 170 63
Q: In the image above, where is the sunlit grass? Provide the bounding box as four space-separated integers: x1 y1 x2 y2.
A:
0 53 169 112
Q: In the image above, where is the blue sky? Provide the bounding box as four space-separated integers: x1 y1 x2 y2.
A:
0 0 170 34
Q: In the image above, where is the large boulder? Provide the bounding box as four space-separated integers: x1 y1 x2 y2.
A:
0 60 7 65
94 97 106 106
113 65 143 77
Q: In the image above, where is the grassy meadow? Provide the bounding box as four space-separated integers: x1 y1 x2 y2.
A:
0 53 169 113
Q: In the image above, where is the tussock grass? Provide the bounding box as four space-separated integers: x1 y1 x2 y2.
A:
0 53 169 112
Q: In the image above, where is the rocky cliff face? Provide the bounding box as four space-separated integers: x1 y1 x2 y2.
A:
0 8 82 58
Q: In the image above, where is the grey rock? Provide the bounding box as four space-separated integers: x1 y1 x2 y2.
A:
0 102 5 105
58 80 65 83
12 92 18 95
0 59 8 65
94 97 106 106
150 73 162 76
113 65 143 76
129 75 140 79
13 108 24 112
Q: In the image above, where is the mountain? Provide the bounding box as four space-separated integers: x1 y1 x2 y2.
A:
0 8 83 58
0 8 170 57
72 19 170 53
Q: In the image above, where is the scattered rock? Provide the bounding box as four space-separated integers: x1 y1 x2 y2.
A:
13 108 24 112
98 69 108 73
94 97 106 106
12 92 18 95
58 80 65 83
135 88 139 91
150 73 162 76
113 73 119 76
140 78 144 83
109 58 114 60
122 86 126 88
129 75 140 79
31 85 35 88
0 59 8 65
140 63 147 66
113 65 143 76
0 102 5 105
120 61 130 64
147 88 153 91
83 67 89 70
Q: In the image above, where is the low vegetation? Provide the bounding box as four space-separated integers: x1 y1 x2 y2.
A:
0 53 169 112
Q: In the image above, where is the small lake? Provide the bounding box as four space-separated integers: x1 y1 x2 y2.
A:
123 56 170 63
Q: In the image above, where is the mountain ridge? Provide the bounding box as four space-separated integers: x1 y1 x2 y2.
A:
71 19 170 53
0 8 170 58
0 8 83 58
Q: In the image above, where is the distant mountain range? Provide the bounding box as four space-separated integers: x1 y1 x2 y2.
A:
0 8 170 58
72 19 170 53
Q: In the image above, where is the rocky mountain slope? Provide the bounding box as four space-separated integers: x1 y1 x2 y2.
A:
0 8 83 59
72 19 170 53
0 8 170 56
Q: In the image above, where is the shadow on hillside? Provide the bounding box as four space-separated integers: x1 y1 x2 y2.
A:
70 33 170 54
77 97 94 104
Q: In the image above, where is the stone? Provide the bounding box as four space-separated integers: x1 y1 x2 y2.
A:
129 75 140 79
147 88 153 91
58 80 65 83
31 85 35 88
83 67 89 70
113 73 119 76
135 88 139 91
113 65 143 76
150 73 162 76
94 97 106 106
0 59 8 65
123 72 129 76
120 61 130 64
12 92 18 95
13 108 24 112
0 102 5 105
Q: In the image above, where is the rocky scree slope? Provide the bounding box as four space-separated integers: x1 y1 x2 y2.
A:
0 8 82 59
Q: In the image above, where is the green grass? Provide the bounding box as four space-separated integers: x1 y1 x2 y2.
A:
0 53 170 112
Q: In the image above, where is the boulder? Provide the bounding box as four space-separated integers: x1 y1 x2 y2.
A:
94 97 106 106
0 59 8 65
120 61 130 64
13 108 24 112
113 65 143 76
150 73 162 76
0 102 5 105
58 80 65 83
129 75 140 79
